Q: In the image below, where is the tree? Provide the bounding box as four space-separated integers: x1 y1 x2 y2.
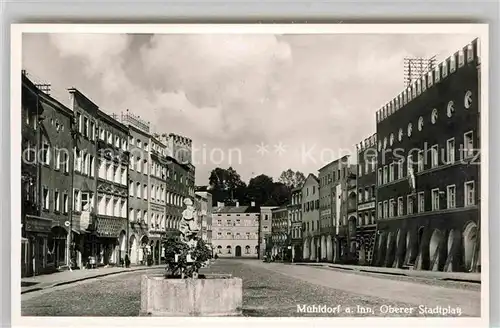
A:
269 182 291 206
247 174 275 206
208 167 247 206
278 169 306 189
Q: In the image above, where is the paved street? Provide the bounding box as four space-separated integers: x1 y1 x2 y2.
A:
22 259 480 317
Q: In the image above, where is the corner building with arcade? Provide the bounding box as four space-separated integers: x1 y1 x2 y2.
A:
373 38 481 273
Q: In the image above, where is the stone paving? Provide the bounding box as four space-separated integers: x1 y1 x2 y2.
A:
21 265 164 294
21 259 481 317
242 260 480 316
292 261 481 282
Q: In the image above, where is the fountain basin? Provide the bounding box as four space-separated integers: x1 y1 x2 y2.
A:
140 274 242 316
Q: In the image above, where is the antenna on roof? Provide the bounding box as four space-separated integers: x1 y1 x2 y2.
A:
403 56 436 87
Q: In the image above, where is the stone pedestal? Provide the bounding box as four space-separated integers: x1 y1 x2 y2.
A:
140 274 243 316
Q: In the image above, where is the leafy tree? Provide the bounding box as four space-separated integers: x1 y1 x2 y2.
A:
278 169 306 189
247 174 274 206
269 182 291 206
208 167 247 205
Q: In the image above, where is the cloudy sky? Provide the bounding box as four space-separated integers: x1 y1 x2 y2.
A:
22 32 476 185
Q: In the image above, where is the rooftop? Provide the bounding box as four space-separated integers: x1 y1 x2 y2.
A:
212 205 260 214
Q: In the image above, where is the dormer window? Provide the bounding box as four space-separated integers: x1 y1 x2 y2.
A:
467 44 474 62
450 55 457 73
383 137 387 150
434 66 440 83
389 133 394 146
442 60 448 78
458 49 465 67
398 128 403 142
427 71 433 88
418 116 424 131
407 123 413 138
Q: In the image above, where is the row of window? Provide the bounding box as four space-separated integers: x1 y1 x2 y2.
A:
378 181 475 219
97 194 127 218
215 245 258 254
291 228 302 239
291 194 302 205
216 214 257 217
130 156 189 186
129 209 181 230
320 167 349 187
378 132 475 186
272 220 289 228
271 234 288 242
214 232 257 239
379 91 474 151
358 185 376 203
38 143 72 174
129 156 148 175
128 182 162 201
41 187 70 213
303 220 320 233
357 211 376 226
98 160 127 185
358 157 377 177
290 212 302 223
74 149 95 177
303 199 320 212
215 219 259 226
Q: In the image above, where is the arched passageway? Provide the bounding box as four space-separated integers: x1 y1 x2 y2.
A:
303 238 310 260
429 229 444 271
463 222 478 272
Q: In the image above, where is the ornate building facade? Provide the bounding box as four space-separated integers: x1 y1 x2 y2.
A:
374 39 481 273
270 206 289 259
95 110 129 266
301 174 320 261
212 202 260 258
289 186 303 262
22 73 74 276
355 134 378 265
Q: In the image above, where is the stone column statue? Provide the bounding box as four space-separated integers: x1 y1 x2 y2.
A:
177 198 201 278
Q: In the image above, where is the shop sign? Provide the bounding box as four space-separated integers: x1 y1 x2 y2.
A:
150 203 165 212
358 202 375 211
25 215 52 233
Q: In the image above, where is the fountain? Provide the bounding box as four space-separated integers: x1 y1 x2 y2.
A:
140 197 242 316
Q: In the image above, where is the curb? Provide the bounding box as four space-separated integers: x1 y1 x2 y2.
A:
21 266 164 295
293 263 481 283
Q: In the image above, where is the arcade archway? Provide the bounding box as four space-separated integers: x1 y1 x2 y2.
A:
463 222 478 272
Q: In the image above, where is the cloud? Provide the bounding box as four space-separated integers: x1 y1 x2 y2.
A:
23 32 478 185
49 33 132 95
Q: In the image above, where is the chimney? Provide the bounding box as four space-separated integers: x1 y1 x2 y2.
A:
236 201 240 207
217 201 224 209
251 201 256 207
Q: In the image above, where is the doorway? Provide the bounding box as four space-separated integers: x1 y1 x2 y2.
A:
235 245 242 257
